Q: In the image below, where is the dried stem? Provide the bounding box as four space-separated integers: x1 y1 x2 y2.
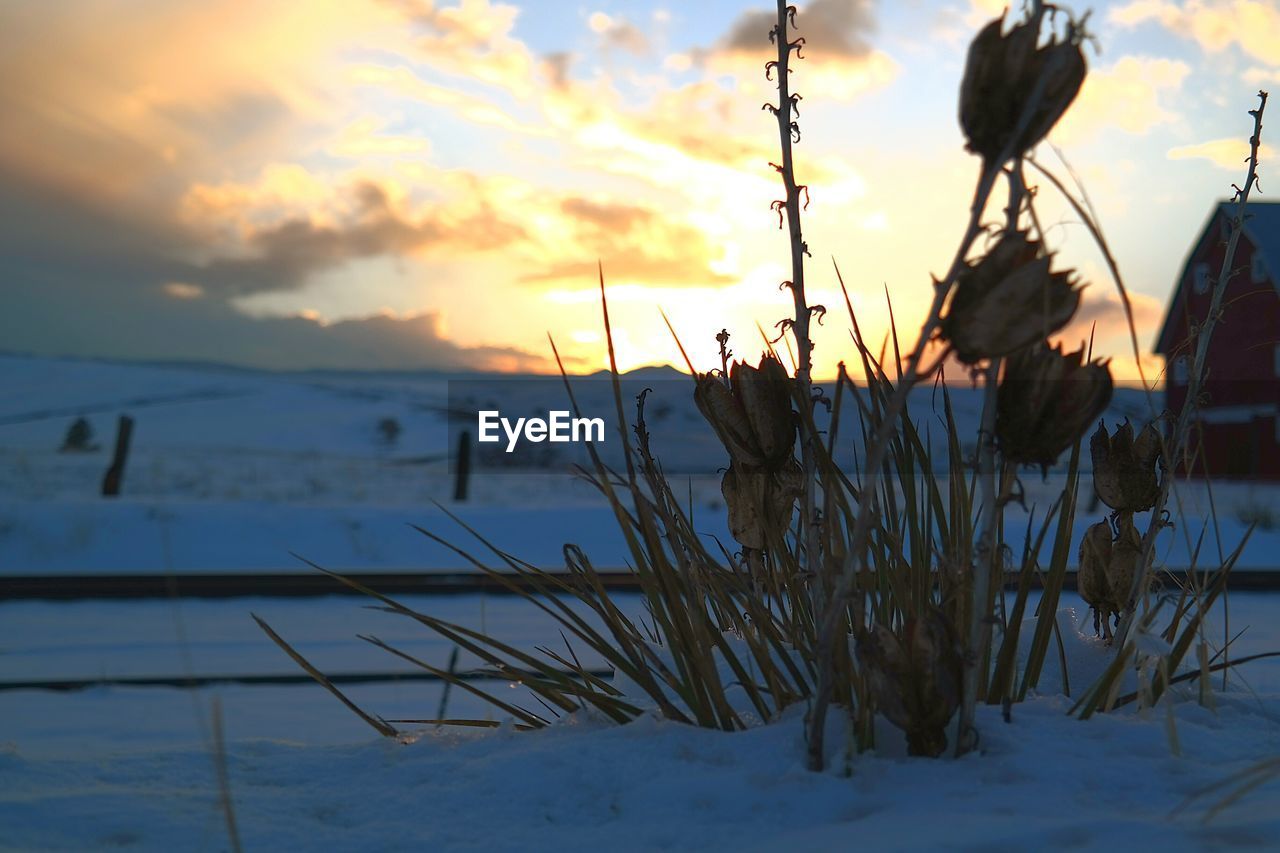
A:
767 0 822 593
805 159 1000 769
956 160 1027 755
1113 90 1269 649
806 2 1073 770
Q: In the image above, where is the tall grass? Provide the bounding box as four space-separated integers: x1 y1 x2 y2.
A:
257 3 1270 771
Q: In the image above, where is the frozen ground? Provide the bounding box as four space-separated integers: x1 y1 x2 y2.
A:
3 354 1280 850
3 592 1280 850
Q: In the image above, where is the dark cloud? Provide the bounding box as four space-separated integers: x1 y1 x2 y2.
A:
559 198 653 233
595 16 649 57
541 51 573 91
191 181 526 296
720 0 877 60
1 270 547 371
194 183 439 295
0 0 546 371
0 165 546 371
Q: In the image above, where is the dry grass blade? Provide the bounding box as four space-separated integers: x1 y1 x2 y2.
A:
358 634 551 727
1112 651 1280 709
1179 755 1280 822
210 697 243 853
251 613 398 738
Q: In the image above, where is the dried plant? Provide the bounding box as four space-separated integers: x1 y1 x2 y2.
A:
1071 89 1268 717
807 0 1098 765
257 2 1271 775
1090 420 1161 514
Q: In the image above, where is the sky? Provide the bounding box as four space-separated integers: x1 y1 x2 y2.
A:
0 0 1276 380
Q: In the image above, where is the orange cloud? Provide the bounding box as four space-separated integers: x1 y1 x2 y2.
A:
1053 285 1168 380
0 0 398 200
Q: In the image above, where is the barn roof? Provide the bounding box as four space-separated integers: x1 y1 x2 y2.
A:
1240 200 1280 272
1154 200 1280 354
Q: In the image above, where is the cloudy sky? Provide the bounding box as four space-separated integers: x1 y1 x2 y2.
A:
1 0 1275 378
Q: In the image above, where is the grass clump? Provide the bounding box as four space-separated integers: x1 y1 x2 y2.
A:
258 2 1270 770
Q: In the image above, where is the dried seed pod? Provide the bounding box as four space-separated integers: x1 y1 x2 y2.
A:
730 356 796 467
720 459 803 550
996 342 1113 472
1090 420 1162 512
696 356 797 470
695 374 765 467
959 11 1087 165
856 606 963 758
1105 511 1142 620
941 231 1082 364
1077 520 1113 639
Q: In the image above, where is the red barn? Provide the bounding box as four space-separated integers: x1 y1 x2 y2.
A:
1154 200 1280 480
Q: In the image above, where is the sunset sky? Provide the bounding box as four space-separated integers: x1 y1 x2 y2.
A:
1 0 1276 380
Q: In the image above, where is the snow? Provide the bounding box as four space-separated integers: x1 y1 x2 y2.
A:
4 589 1280 850
4 353 1280 850
2 353 1276 576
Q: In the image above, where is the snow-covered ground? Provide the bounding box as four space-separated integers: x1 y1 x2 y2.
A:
2 353 1275 574
3 592 1280 850
3 353 1280 850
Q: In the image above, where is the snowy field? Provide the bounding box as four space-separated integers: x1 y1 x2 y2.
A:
1 353 1275 575
3 353 1280 850
4 593 1280 849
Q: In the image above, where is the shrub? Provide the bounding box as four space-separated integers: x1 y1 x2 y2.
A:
59 417 97 453
376 417 402 446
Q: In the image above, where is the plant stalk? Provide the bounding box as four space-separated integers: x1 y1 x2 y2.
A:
768 0 821 597
1113 91 1268 650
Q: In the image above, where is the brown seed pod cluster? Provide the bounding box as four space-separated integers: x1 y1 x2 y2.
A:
855 607 964 757
959 9 1087 167
995 342 1113 472
1090 420 1162 512
1077 420 1161 641
941 230 1082 365
941 10 1101 473
694 356 801 550
1077 512 1143 642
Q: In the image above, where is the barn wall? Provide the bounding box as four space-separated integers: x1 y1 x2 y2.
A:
1161 211 1280 480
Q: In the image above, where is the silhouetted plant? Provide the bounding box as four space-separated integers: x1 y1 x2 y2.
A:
258 2 1269 772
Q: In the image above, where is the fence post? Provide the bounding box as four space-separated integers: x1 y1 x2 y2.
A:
454 429 471 501
101 415 135 497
